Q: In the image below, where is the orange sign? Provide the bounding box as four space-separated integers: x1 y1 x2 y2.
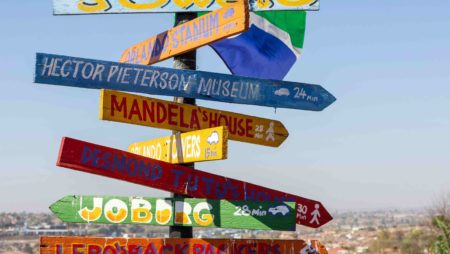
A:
40 236 317 254
120 0 249 65
99 89 289 147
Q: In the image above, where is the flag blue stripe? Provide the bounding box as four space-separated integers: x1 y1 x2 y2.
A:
211 24 296 80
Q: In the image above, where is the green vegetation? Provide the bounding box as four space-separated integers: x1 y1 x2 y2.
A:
430 216 450 254
367 229 432 254
367 192 450 254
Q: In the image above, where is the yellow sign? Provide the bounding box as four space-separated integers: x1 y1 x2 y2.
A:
53 0 319 15
119 0 249 65
128 127 228 164
99 89 289 147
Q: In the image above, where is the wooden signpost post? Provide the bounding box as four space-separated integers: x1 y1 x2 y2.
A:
119 0 249 65
170 11 198 238
40 236 326 254
50 195 296 231
52 0 319 15
34 53 336 111
128 126 228 164
100 89 288 147
56 136 333 228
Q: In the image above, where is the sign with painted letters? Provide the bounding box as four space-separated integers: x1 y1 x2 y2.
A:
50 195 296 231
52 0 319 15
120 1 249 65
57 137 333 228
101 89 287 147
129 126 228 163
40 236 327 254
34 53 336 111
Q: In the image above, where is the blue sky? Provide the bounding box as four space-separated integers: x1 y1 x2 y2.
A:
1 0 449 213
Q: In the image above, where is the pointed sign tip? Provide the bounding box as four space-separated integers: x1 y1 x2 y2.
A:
48 201 58 214
317 94 337 111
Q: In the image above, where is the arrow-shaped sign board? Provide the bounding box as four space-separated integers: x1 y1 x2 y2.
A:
57 137 333 228
119 1 249 65
101 89 287 147
128 126 228 163
52 0 319 15
50 195 296 231
41 236 325 254
34 53 336 111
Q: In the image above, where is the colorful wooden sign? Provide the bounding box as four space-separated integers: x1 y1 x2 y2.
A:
128 127 228 163
40 236 322 254
52 0 319 15
34 53 336 111
57 137 333 228
101 89 287 147
50 195 296 231
119 1 248 65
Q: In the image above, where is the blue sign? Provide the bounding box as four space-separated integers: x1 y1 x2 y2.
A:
34 53 335 111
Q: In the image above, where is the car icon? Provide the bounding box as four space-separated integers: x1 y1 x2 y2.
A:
268 205 290 215
274 88 290 96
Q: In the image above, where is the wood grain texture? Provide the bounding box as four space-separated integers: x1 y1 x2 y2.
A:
56 137 333 228
119 0 249 65
34 53 336 111
40 237 320 254
52 0 319 15
128 126 228 164
50 195 296 231
100 89 287 147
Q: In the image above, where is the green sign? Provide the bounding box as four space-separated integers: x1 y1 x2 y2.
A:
50 196 296 231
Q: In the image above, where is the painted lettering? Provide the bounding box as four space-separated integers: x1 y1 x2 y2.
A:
193 202 213 226
78 197 102 222
104 199 128 223
131 198 152 223
40 57 54 76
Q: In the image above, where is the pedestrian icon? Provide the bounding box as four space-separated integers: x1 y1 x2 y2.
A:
309 204 321 225
265 122 275 142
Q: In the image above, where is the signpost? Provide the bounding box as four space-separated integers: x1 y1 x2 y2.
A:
40 236 321 254
119 1 249 65
100 89 288 147
129 126 228 164
35 0 334 246
50 195 296 231
34 53 336 111
52 0 319 15
56 136 333 228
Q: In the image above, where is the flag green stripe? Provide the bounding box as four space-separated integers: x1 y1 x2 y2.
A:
254 11 306 49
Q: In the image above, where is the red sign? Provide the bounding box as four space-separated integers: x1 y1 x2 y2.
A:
57 137 333 228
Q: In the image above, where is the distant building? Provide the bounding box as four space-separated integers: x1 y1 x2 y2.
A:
23 222 69 236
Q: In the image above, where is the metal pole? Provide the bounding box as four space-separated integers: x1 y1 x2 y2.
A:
169 12 197 239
